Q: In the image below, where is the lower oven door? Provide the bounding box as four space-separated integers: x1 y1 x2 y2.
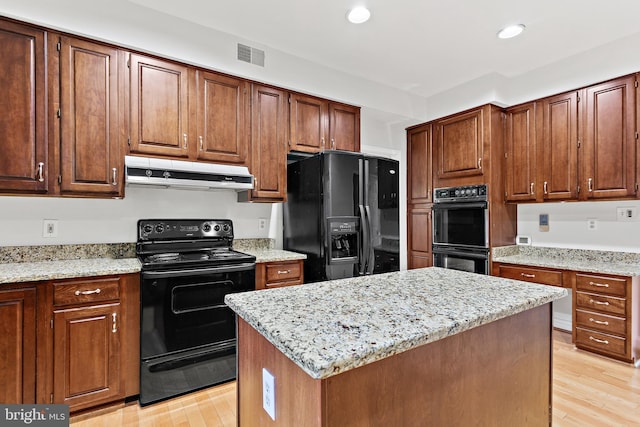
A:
139 262 255 405
432 246 488 275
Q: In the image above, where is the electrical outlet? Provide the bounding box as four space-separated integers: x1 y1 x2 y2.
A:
258 218 267 231
616 207 636 222
43 219 59 238
262 368 275 420
586 218 597 231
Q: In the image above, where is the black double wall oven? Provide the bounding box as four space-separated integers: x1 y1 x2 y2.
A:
432 184 489 274
136 219 255 406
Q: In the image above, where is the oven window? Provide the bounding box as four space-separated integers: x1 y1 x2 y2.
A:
172 281 232 314
433 206 486 247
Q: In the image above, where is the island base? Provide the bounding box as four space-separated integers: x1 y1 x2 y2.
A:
237 303 553 426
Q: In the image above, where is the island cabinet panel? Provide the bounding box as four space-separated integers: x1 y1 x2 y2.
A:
59 36 122 196
0 286 37 404
236 305 553 426
539 91 579 201
580 74 636 200
0 19 48 193
128 54 190 158
505 102 537 202
289 93 328 153
195 71 249 165
238 84 288 202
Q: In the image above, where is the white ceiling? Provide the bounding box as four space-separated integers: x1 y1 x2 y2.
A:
126 0 640 99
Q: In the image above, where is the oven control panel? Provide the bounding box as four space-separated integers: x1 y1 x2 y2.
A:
434 184 487 202
138 219 233 240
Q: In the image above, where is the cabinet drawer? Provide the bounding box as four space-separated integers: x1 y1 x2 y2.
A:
575 309 626 336
575 273 626 297
575 291 626 316
265 261 302 285
497 265 563 287
53 277 120 306
575 327 626 356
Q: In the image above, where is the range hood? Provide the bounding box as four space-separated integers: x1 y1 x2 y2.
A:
125 156 254 191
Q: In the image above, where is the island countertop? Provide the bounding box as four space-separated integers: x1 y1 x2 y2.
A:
225 267 567 380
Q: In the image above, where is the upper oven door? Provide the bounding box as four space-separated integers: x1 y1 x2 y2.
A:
432 201 488 248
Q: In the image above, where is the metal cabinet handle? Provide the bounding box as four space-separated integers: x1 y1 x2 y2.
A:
589 318 609 326
543 181 548 195
521 273 536 278
588 281 609 288
331 138 335 149
75 288 101 296
477 158 482 169
112 313 117 333
588 178 593 192
183 133 188 149
112 168 117 186
589 299 609 306
37 162 44 182
321 137 325 147
589 336 608 345
277 270 291 274
199 136 203 150
530 182 534 195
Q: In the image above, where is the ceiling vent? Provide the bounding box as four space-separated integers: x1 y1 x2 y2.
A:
237 43 265 67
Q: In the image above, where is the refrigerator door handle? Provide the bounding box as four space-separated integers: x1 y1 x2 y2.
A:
364 204 375 274
359 204 369 275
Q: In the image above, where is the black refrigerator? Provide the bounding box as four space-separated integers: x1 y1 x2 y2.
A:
284 150 399 283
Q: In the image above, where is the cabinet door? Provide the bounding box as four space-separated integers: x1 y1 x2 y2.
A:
59 37 122 195
582 75 636 200
329 103 360 152
0 20 47 192
196 71 249 164
246 84 288 201
434 107 484 180
53 303 121 411
129 54 190 158
289 93 328 153
505 103 537 202
540 91 579 200
0 287 36 403
408 207 432 269
407 125 432 204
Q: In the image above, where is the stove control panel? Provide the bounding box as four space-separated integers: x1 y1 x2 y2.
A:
138 219 234 240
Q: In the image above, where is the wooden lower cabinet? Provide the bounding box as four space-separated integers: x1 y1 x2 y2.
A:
255 260 304 290
0 285 37 403
493 262 639 364
407 206 432 269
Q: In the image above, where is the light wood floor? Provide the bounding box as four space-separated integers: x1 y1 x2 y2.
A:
70 331 639 426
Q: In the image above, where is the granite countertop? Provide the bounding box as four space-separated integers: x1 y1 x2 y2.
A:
0 258 141 284
225 267 566 380
492 246 640 276
242 248 306 263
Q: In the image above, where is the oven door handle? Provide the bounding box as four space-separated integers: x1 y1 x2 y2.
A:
142 263 255 279
432 201 488 210
432 247 488 259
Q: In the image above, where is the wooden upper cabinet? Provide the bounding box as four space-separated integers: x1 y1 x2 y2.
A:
239 84 288 201
433 107 485 181
289 93 329 153
505 103 537 202
195 71 249 165
539 91 579 201
329 103 360 152
581 75 636 200
407 124 432 204
129 54 190 158
59 36 122 196
0 286 37 404
0 20 47 193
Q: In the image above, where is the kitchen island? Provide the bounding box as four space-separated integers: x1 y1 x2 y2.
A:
225 267 567 426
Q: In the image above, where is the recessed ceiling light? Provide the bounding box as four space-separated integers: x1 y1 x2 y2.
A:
347 6 371 24
497 24 525 39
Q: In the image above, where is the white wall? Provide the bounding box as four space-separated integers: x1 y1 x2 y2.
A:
517 200 640 252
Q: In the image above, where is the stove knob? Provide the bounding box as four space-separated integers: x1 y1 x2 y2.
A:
143 224 153 233
222 224 230 232
214 224 221 232
155 224 164 233
202 223 212 233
